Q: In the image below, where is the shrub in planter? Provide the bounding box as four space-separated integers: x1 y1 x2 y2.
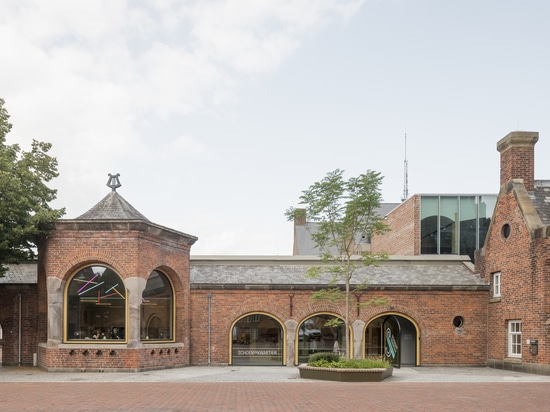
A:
300 355 393 382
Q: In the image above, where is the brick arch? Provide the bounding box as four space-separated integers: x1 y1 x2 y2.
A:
55 251 133 283
293 301 344 321
225 306 287 327
362 305 427 336
152 266 184 295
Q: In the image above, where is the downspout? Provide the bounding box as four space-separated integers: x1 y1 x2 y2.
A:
207 293 212 366
18 292 22 366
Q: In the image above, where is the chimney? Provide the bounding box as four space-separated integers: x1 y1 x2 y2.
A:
496 131 538 192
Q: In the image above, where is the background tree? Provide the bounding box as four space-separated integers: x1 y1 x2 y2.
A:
286 169 389 360
0 98 65 276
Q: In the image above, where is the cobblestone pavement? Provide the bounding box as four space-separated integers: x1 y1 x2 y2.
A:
2 366 550 411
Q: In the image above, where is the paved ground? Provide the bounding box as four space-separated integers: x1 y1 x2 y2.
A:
1 365 550 411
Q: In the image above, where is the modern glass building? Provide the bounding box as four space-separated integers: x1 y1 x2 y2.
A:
420 195 497 260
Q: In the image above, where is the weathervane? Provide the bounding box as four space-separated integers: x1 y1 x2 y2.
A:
107 173 121 192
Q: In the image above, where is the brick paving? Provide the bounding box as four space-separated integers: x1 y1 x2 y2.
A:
2 381 550 411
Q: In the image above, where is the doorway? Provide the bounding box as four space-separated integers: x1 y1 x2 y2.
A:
365 314 419 366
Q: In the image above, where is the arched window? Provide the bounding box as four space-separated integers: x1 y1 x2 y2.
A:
141 270 174 341
297 314 346 364
231 313 284 365
66 265 126 341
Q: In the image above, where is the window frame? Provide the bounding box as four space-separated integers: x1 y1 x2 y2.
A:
140 270 175 342
64 264 127 343
508 320 522 358
493 272 501 298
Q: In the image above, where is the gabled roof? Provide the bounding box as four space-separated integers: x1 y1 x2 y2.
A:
532 180 550 226
76 191 150 221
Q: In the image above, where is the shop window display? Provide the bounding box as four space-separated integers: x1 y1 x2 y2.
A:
66 265 126 341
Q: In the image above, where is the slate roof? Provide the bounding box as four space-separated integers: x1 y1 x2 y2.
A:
190 255 488 290
532 180 550 226
76 191 150 221
0 263 37 284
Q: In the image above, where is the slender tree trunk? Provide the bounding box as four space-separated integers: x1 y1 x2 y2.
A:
345 267 351 361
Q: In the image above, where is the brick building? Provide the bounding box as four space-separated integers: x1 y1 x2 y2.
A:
475 131 550 375
0 131 548 374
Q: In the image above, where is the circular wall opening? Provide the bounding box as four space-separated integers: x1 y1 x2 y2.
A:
453 316 464 328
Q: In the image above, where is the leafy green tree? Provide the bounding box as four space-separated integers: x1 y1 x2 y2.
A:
0 98 65 276
286 169 389 360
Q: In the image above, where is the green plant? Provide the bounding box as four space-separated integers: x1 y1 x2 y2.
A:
308 351 341 364
286 169 389 360
308 356 390 369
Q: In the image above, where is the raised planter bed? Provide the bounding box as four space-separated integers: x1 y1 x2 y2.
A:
298 364 393 382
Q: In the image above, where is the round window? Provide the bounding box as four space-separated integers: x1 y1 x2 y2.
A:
453 316 464 328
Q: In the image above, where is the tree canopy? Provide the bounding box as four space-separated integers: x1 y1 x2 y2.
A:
0 98 65 276
286 168 389 360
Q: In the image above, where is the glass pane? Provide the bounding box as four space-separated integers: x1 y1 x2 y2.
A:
479 195 497 249
421 197 439 254
440 197 458 254
365 318 384 357
297 315 346 364
141 271 173 341
459 196 477 258
66 265 126 341
231 314 283 365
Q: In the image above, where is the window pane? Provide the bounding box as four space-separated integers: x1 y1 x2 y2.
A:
66 265 126 341
231 314 283 365
421 197 439 254
459 196 477 258
509 321 522 357
479 195 497 248
141 271 173 341
297 315 346 364
440 197 458 254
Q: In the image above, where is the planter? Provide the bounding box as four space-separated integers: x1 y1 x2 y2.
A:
298 364 393 382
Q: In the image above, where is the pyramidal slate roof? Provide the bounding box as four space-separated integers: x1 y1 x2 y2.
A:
76 191 150 221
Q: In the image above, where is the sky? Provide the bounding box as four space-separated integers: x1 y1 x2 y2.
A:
1 0 550 255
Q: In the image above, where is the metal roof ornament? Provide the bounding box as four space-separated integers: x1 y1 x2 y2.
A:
107 173 121 192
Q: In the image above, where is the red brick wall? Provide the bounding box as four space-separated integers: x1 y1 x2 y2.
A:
0 285 39 366
372 196 419 255
189 287 487 366
476 185 550 367
39 222 193 371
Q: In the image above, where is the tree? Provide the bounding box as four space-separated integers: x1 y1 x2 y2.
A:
0 98 65 276
286 169 389 360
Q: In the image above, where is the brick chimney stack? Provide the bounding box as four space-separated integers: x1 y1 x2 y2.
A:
496 131 539 192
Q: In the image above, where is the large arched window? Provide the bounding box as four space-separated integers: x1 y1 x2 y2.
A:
296 314 346 364
231 313 284 365
140 270 174 341
66 265 126 342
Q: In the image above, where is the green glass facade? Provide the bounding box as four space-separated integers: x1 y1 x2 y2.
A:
420 195 497 260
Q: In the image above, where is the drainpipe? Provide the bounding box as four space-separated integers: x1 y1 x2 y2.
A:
207 293 212 366
18 293 22 366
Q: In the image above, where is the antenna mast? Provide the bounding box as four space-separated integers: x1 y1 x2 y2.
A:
401 133 409 202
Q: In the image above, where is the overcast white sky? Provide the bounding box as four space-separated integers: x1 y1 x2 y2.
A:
1 0 549 255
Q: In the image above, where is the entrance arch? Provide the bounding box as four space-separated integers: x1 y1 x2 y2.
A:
364 313 420 367
229 313 285 366
295 313 349 365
